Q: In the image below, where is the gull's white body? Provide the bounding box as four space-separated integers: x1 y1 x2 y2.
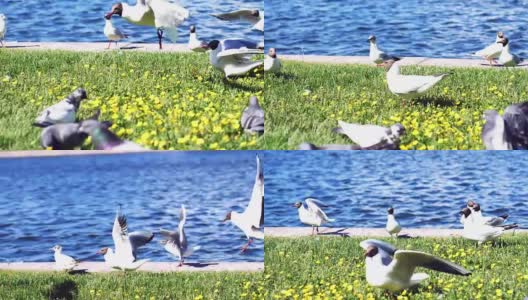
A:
369 40 391 64
160 205 201 263
462 222 507 244
337 121 393 148
209 40 263 77
264 55 281 73
104 19 127 42
473 36 503 59
53 247 78 272
297 199 334 227
499 43 521 67
188 31 206 52
0 14 6 46
386 215 401 237
386 63 448 98
102 248 148 271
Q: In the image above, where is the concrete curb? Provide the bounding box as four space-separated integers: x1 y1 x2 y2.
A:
265 227 528 238
0 150 155 158
1 42 192 53
0 262 263 273
281 54 528 69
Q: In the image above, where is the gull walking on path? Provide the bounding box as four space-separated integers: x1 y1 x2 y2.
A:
207 39 263 78
368 35 399 66
460 208 518 245
223 155 264 253
264 48 281 73
33 88 88 127
211 10 263 32
334 120 405 150
386 207 401 238
498 37 522 67
241 96 264 135
0 14 6 47
160 205 201 267
78 120 145 151
482 102 528 150
471 32 504 66
293 198 334 235
360 239 471 292
187 25 208 52
104 16 128 49
106 0 189 50
52 245 79 272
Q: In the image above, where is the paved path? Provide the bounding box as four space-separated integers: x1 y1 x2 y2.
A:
2 42 191 53
0 262 263 273
265 227 528 238
0 150 154 158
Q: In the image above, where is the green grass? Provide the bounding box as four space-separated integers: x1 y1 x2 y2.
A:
0 270 264 299
265 235 528 299
264 61 528 150
0 49 264 150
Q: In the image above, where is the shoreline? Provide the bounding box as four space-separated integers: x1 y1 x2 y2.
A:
1 42 191 52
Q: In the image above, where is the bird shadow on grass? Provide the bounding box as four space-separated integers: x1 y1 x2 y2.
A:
3 45 40 49
46 279 78 300
68 269 88 275
117 46 143 50
222 78 262 93
318 228 350 237
415 96 456 107
184 262 218 268
267 73 296 80
396 233 414 239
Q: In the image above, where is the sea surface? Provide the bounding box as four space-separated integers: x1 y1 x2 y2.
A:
265 0 528 58
0 0 262 44
265 151 528 228
0 151 263 263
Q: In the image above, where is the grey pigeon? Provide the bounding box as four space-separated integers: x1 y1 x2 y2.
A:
241 96 264 134
482 102 528 150
33 88 88 127
78 120 145 151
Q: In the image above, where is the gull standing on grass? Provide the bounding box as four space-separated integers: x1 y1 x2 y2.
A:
104 15 128 49
33 88 88 127
482 102 528 150
206 39 264 78
459 208 518 245
78 120 145 151
386 207 401 238
51 245 79 272
0 14 6 47
368 35 399 66
497 37 522 67
105 0 189 50
471 31 504 66
211 10 264 32
97 206 154 271
187 25 208 52
293 198 334 235
333 120 405 150
160 205 201 266
264 48 281 73
360 239 471 292
223 155 264 252
240 96 264 135
39 110 103 150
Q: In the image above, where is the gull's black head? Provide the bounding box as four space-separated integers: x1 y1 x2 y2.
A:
364 245 378 257
268 48 277 58
106 3 123 18
190 25 196 33
497 37 509 46
208 40 220 50
293 202 302 209
368 35 376 42
387 207 394 215
460 207 471 218
472 203 481 212
251 10 260 17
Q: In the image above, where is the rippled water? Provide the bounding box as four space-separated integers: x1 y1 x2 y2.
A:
0 0 262 43
0 151 263 263
266 0 528 58
265 151 528 228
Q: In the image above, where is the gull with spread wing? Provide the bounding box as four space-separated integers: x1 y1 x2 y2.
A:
206 39 263 78
211 9 263 32
293 198 334 235
160 205 201 266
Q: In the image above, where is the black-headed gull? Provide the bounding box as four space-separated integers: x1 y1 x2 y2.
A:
51 245 79 272
223 155 264 252
106 0 189 50
334 120 405 150
386 207 401 238
0 14 6 47
383 59 451 99
40 110 103 150
97 206 154 271
466 201 509 227
33 88 88 127
211 10 263 32
160 205 201 267
78 120 145 151
240 96 264 135
187 25 208 52
104 16 128 49
206 39 264 78
293 198 334 235
482 103 528 150
471 32 504 66
497 37 522 67
360 239 471 292
368 35 399 66
264 48 281 73
460 208 518 244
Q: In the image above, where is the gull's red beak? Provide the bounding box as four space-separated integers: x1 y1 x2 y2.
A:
105 12 114 19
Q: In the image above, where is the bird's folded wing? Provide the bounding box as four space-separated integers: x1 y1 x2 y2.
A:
243 155 264 228
474 43 501 56
393 75 436 93
305 199 331 221
338 121 387 148
393 250 471 276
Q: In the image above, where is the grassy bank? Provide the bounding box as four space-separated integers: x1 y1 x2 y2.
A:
265 236 528 299
0 270 265 299
265 61 528 150
0 50 263 150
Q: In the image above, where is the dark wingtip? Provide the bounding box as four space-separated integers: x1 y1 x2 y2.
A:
332 127 344 134
499 214 509 220
32 122 52 128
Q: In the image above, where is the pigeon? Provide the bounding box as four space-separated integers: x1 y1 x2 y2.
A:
78 120 145 151
298 143 362 150
240 96 264 134
0 14 6 47
482 103 528 150
187 25 208 52
360 239 471 292
460 208 518 244
104 15 128 49
386 207 401 238
211 10 264 32
97 206 154 271
497 37 522 67
384 59 451 98
160 205 201 266
223 155 264 252
51 245 79 272
471 31 504 66
293 198 334 235
106 0 189 50
264 48 281 73
368 35 399 66
33 88 88 127
334 120 405 149
206 39 264 78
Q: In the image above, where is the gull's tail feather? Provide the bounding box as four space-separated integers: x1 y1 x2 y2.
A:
503 224 519 230
332 126 345 134
410 273 429 286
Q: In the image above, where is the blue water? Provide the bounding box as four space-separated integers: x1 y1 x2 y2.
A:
0 151 263 263
265 151 528 228
0 0 262 43
265 0 528 58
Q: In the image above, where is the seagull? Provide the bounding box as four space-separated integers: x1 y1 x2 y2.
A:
498 37 522 67
105 0 189 50
368 35 399 66
240 96 264 135
264 48 281 73
97 206 154 271
384 59 451 99
223 155 264 252
298 142 362 150
78 120 145 151
471 31 504 66
293 198 334 235
104 15 128 49
334 120 405 150
386 207 401 238
211 10 263 32
33 88 88 127
51 245 79 272
187 25 208 52
206 39 264 78
466 201 508 227
160 205 201 266
460 208 518 244
0 14 6 47
482 103 528 150
360 239 471 292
